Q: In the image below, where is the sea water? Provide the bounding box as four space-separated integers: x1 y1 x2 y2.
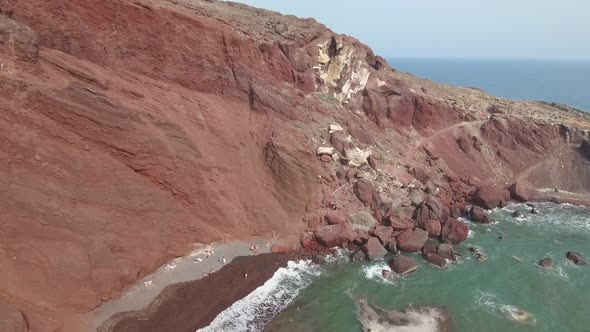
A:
388 58 590 113
202 202 590 331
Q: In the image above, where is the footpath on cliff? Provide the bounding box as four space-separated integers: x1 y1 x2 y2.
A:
1 0 590 331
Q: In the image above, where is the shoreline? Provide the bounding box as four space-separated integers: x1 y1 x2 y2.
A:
91 239 277 331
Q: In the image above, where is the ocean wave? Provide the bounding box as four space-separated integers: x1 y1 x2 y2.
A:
362 262 396 285
474 290 535 324
357 300 451 332
197 260 321 332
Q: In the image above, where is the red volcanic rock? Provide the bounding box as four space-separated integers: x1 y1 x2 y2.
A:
509 182 535 202
414 195 444 224
438 244 457 261
397 228 428 253
354 179 377 206
389 256 419 275
421 242 438 255
410 166 432 183
421 219 442 238
470 206 495 224
367 155 378 170
473 186 510 209
538 258 553 270
440 218 469 244
0 300 27 332
423 252 448 268
387 216 413 231
330 132 352 154
372 225 394 245
361 237 388 261
325 212 347 225
314 224 356 247
566 251 587 265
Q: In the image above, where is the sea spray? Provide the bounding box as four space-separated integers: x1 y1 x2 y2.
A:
198 260 321 332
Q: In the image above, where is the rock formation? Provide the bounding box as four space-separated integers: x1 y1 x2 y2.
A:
1 0 590 329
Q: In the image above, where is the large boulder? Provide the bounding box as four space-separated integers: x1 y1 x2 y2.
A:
397 228 428 253
420 219 441 238
423 252 448 268
0 300 27 332
314 224 356 247
414 195 444 224
372 225 394 246
349 211 379 232
440 218 469 244
538 258 553 270
421 242 438 255
408 189 426 207
389 256 419 275
354 179 377 206
566 251 587 265
473 186 510 209
362 237 389 261
509 182 535 202
329 132 352 154
387 216 413 231
470 206 495 224
351 250 367 262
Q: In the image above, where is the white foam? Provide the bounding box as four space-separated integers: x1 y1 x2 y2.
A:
362 262 396 285
197 260 321 332
474 290 535 324
360 307 446 332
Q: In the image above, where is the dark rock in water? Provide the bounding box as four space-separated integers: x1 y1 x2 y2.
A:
470 206 495 224
512 210 523 218
539 258 553 269
351 249 367 262
526 203 535 208
362 237 388 261
423 252 448 268
440 218 469 245
356 300 453 332
385 240 398 255
530 208 539 214
396 228 428 253
422 242 438 255
566 251 587 265
312 255 326 265
438 244 456 261
382 269 392 279
389 256 419 275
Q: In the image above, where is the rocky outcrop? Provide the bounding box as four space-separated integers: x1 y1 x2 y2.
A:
314 224 356 247
423 252 448 268
389 256 419 275
440 218 469 244
566 252 587 265
509 182 535 202
354 179 377 206
414 195 444 224
473 186 510 209
470 206 495 224
361 237 388 261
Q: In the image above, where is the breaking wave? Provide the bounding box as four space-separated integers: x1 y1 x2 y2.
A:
197 260 321 332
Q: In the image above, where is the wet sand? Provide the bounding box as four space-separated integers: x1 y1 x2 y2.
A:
99 253 290 332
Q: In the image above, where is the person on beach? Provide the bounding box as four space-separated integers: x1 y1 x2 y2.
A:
243 270 248 279
221 257 226 265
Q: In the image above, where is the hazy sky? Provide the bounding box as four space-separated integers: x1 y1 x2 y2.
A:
235 0 590 60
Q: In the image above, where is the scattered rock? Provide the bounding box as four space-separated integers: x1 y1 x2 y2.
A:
0 300 26 332
530 208 539 214
538 258 553 269
397 228 428 253
526 203 535 208
438 244 456 261
330 132 352 154
389 256 419 275
512 210 523 218
421 242 438 255
473 186 510 209
470 206 495 224
328 123 343 134
382 269 392 279
414 195 444 224
354 179 377 206
345 147 372 167
362 237 388 261
450 207 461 219
351 249 366 262
367 155 378 170
423 252 448 268
372 225 393 245
387 216 413 231
325 212 347 225
349 211 379 232
408 189 425 207
440 218 469 244
421 219 442 238
316 146 335 155
320 154 332 162
566 251 587 265
312 255 326 265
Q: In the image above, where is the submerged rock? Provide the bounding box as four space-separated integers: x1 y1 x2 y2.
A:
512 210 523 218
356 299 453 332
538 258 553 269
566 251 587 265
438 244 456 261
351 249 367 262
423 252 448 268
312 255 326 265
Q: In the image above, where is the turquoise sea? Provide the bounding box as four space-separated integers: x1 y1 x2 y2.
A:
388 58 590 112
201 203 590 332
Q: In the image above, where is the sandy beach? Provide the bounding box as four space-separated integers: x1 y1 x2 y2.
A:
92 239 279 331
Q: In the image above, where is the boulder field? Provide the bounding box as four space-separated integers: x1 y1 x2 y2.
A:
1 0 590 330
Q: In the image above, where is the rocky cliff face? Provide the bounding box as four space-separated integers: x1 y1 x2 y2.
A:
1 0 590 330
